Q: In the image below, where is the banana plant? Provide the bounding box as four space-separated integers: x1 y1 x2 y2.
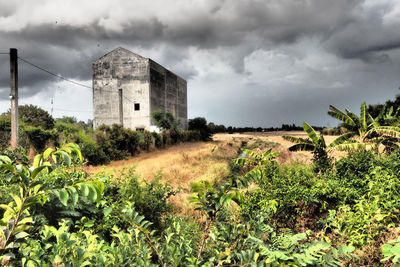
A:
374 104 400 127
327 102 400 151
283 122 336 173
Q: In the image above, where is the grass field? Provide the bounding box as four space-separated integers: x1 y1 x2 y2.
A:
84 131 341 217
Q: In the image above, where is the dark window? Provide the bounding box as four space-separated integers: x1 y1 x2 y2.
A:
135 103 140 111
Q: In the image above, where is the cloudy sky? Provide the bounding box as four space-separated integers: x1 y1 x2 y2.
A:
0 0 399 127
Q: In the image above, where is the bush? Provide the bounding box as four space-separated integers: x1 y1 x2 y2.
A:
116 168 177 230
181 130 202 142
189 117 212 141
333 150 380 204
25 126 58 152
152 132 163 148
76 131 109 165
95 124 140 160
139 130 153 151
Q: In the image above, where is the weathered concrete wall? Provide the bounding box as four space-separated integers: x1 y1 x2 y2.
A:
93 48 187 130
93 48 150 130
177 77 188 129
149 60 188 130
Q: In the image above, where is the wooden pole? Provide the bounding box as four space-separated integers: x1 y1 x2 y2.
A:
10 48 18 149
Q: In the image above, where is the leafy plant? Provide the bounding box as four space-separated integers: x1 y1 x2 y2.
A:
0 143 104 263
327 102 400 151
283 122 334 173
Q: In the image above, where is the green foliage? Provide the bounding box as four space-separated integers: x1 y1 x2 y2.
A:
96 124 140 160
76 130 109 165
139 130 154 151
152 132 162 148
327 102 400 151
283 122 333 173
117 168 177 230
325 198 394 247
56 116 78 124
188 117 212 141
0 143 104 264
2 105 55 130
25 126 58 152
4 100 400 266
151 110 180 131
382 236 400 264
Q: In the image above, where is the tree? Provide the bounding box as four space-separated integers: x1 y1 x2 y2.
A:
151 110 180 131
56 116 78 124
2 104 54 129
189 117 212 141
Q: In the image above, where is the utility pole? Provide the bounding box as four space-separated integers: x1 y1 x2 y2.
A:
10 48 18 149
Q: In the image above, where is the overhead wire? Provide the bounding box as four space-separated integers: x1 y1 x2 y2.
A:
4 55 138 114
15 56 94 114
18 56 93 89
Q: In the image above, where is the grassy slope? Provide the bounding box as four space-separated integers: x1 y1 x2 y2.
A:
84 132 338 218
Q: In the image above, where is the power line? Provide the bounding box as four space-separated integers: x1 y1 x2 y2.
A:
21 103 92 113
14 56 137 113
17 56 92 89
0 52 9 55
52 107 92 113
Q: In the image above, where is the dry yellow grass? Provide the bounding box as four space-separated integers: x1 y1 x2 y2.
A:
85 139 242 218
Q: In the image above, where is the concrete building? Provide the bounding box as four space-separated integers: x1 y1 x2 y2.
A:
92 47 187 131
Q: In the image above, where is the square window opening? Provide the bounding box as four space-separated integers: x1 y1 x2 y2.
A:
135 103 140 111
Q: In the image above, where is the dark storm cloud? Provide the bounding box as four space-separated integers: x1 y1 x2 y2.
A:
0 0 399 125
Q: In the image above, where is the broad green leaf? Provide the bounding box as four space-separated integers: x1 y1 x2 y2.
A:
328 132 357 147
11 194 22 209
57 151 71 167
0 204 16 215
32 154 42 168
328 105 356 126
0 156 12 164
288 143 315 152
43 148 55 161
14 231 29 240
103 207 112 217
69 187 79 206
334 143 372 151
58 189 69 206
87 185 97 202
373 126 400 138
303 122 319 144
232 158 251 166
81 184 90 197
31 165 50 179
18 217 33 225
282 135 311 144
360 102 367 131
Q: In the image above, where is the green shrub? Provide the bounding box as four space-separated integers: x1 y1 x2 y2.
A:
152 132 163 148
95 124 139 160
117 168 176 230
25 126 58 152
72 130 108 165
139 130 153 151
182 130 201 142
188 117 212 141
334 150 381 203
